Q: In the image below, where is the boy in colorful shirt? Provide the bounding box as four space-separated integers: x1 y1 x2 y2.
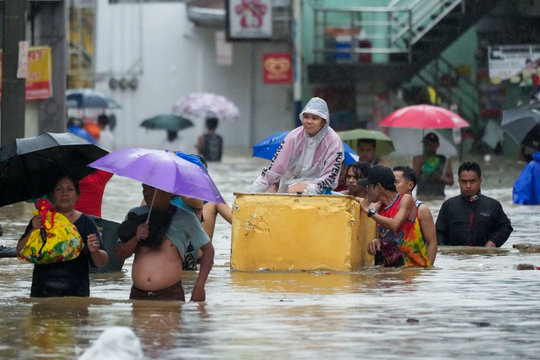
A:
358 166 430 267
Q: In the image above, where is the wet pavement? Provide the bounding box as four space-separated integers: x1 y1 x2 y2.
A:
0 155 539 359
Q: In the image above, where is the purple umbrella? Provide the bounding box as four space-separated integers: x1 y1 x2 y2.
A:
88 148 225 204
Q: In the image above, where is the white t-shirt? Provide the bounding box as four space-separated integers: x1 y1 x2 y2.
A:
97 128 115 151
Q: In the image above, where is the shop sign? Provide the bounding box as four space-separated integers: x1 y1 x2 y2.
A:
263 53 292 84
488 45 540 84
226 0 272 41
0 46 53 100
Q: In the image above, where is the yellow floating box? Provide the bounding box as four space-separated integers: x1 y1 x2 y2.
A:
231 193 376 272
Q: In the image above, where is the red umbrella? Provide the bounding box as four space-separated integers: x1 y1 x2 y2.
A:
379 105 470 129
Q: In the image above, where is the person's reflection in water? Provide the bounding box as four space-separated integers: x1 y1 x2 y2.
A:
23 299 90 358
130 301 211 357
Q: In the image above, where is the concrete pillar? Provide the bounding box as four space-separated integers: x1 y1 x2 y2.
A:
1 0 26 146
37 0 67 133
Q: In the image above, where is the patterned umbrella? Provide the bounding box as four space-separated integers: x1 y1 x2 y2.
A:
172 92 240 122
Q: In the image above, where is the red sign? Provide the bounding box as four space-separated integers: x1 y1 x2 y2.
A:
263 53 292 85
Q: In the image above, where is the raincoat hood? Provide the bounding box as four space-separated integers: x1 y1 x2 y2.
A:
533 152 540 162
299 97 330 125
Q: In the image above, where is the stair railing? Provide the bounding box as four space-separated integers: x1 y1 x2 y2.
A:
313 0 466 64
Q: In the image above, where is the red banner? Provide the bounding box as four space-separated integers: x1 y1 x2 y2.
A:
263 53 292 85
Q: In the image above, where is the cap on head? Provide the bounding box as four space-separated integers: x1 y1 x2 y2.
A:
422 132 439 144
357 165 395 187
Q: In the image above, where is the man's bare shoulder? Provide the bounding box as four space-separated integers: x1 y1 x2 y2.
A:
417 203 434 219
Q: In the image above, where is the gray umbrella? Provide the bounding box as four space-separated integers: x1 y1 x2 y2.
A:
501 107 540 151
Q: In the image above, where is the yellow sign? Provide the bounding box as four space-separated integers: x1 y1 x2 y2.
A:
0 46 52 100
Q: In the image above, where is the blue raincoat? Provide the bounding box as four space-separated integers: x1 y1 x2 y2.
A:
513 152 540 205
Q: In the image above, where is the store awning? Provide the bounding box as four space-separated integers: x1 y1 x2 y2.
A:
187 0 226 27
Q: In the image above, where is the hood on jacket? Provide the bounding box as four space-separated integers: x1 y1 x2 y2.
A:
533 152 540 162
299 97 330 125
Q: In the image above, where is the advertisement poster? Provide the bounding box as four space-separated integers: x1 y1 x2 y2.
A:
226 0 272 41
263 53 292 84
0 46 53 100
215 31 233 66
488 45 540 84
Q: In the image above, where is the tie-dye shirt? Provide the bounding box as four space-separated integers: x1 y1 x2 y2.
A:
378 194 430 267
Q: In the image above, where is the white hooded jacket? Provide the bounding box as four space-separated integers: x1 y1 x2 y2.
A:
250 97 344 194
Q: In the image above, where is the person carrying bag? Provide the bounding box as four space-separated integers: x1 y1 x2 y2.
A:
18 198 84 265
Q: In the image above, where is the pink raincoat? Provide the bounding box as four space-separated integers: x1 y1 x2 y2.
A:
250 98 344 194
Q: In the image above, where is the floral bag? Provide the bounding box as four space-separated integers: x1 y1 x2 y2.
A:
18 199 84 265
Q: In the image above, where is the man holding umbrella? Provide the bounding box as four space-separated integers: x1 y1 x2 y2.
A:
90 148 222 302
116 184 214 302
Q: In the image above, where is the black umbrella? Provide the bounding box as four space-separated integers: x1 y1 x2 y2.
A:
140 114 194 132
501 107 540 151
0 132 109 207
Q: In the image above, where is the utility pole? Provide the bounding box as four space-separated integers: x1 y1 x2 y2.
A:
1 0 26 145
292 0 302 127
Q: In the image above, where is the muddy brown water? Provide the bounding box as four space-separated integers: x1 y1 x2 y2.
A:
0 155 539 359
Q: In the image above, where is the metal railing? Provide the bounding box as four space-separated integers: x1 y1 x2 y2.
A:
313 0 465 64
415 55 480 125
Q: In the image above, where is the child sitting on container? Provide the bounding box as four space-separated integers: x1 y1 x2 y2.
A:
250 97 344 194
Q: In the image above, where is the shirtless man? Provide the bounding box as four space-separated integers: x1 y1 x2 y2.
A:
117 184 214 302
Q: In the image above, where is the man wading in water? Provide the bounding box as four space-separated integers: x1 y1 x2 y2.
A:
117 184 214 301
358 166 430 268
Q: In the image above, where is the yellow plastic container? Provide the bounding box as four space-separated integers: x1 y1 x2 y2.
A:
231 193 376 272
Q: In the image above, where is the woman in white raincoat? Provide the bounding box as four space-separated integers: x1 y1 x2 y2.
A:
250 97 344 194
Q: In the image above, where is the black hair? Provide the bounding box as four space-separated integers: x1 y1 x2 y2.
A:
206 117 219 130
346 161 371 179
526 58 532 64
50 174 81 197
393 165 417 190
378 182 397 192
196 154 208 169
67 117 83 128
358 139 376 149
458 161 481 178
167 130 178 141
97 114 110 127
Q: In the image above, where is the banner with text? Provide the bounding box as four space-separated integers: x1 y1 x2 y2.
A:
0 46 53 100
488 45 540 85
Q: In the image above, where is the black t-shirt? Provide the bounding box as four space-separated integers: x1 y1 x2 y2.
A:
21 213 108 297
203 133 223 161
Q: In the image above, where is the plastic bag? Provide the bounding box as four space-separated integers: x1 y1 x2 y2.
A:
18 199 84 265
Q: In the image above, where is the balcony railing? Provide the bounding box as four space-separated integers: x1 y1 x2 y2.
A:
313 0 464 65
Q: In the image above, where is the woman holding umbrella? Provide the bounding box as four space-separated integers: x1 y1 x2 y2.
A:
250 97 344 194
17 176 109 298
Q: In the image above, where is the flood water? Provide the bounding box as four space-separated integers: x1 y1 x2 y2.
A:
1 154 539 359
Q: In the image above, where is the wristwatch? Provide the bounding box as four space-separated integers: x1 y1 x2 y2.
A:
367 207 377 218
